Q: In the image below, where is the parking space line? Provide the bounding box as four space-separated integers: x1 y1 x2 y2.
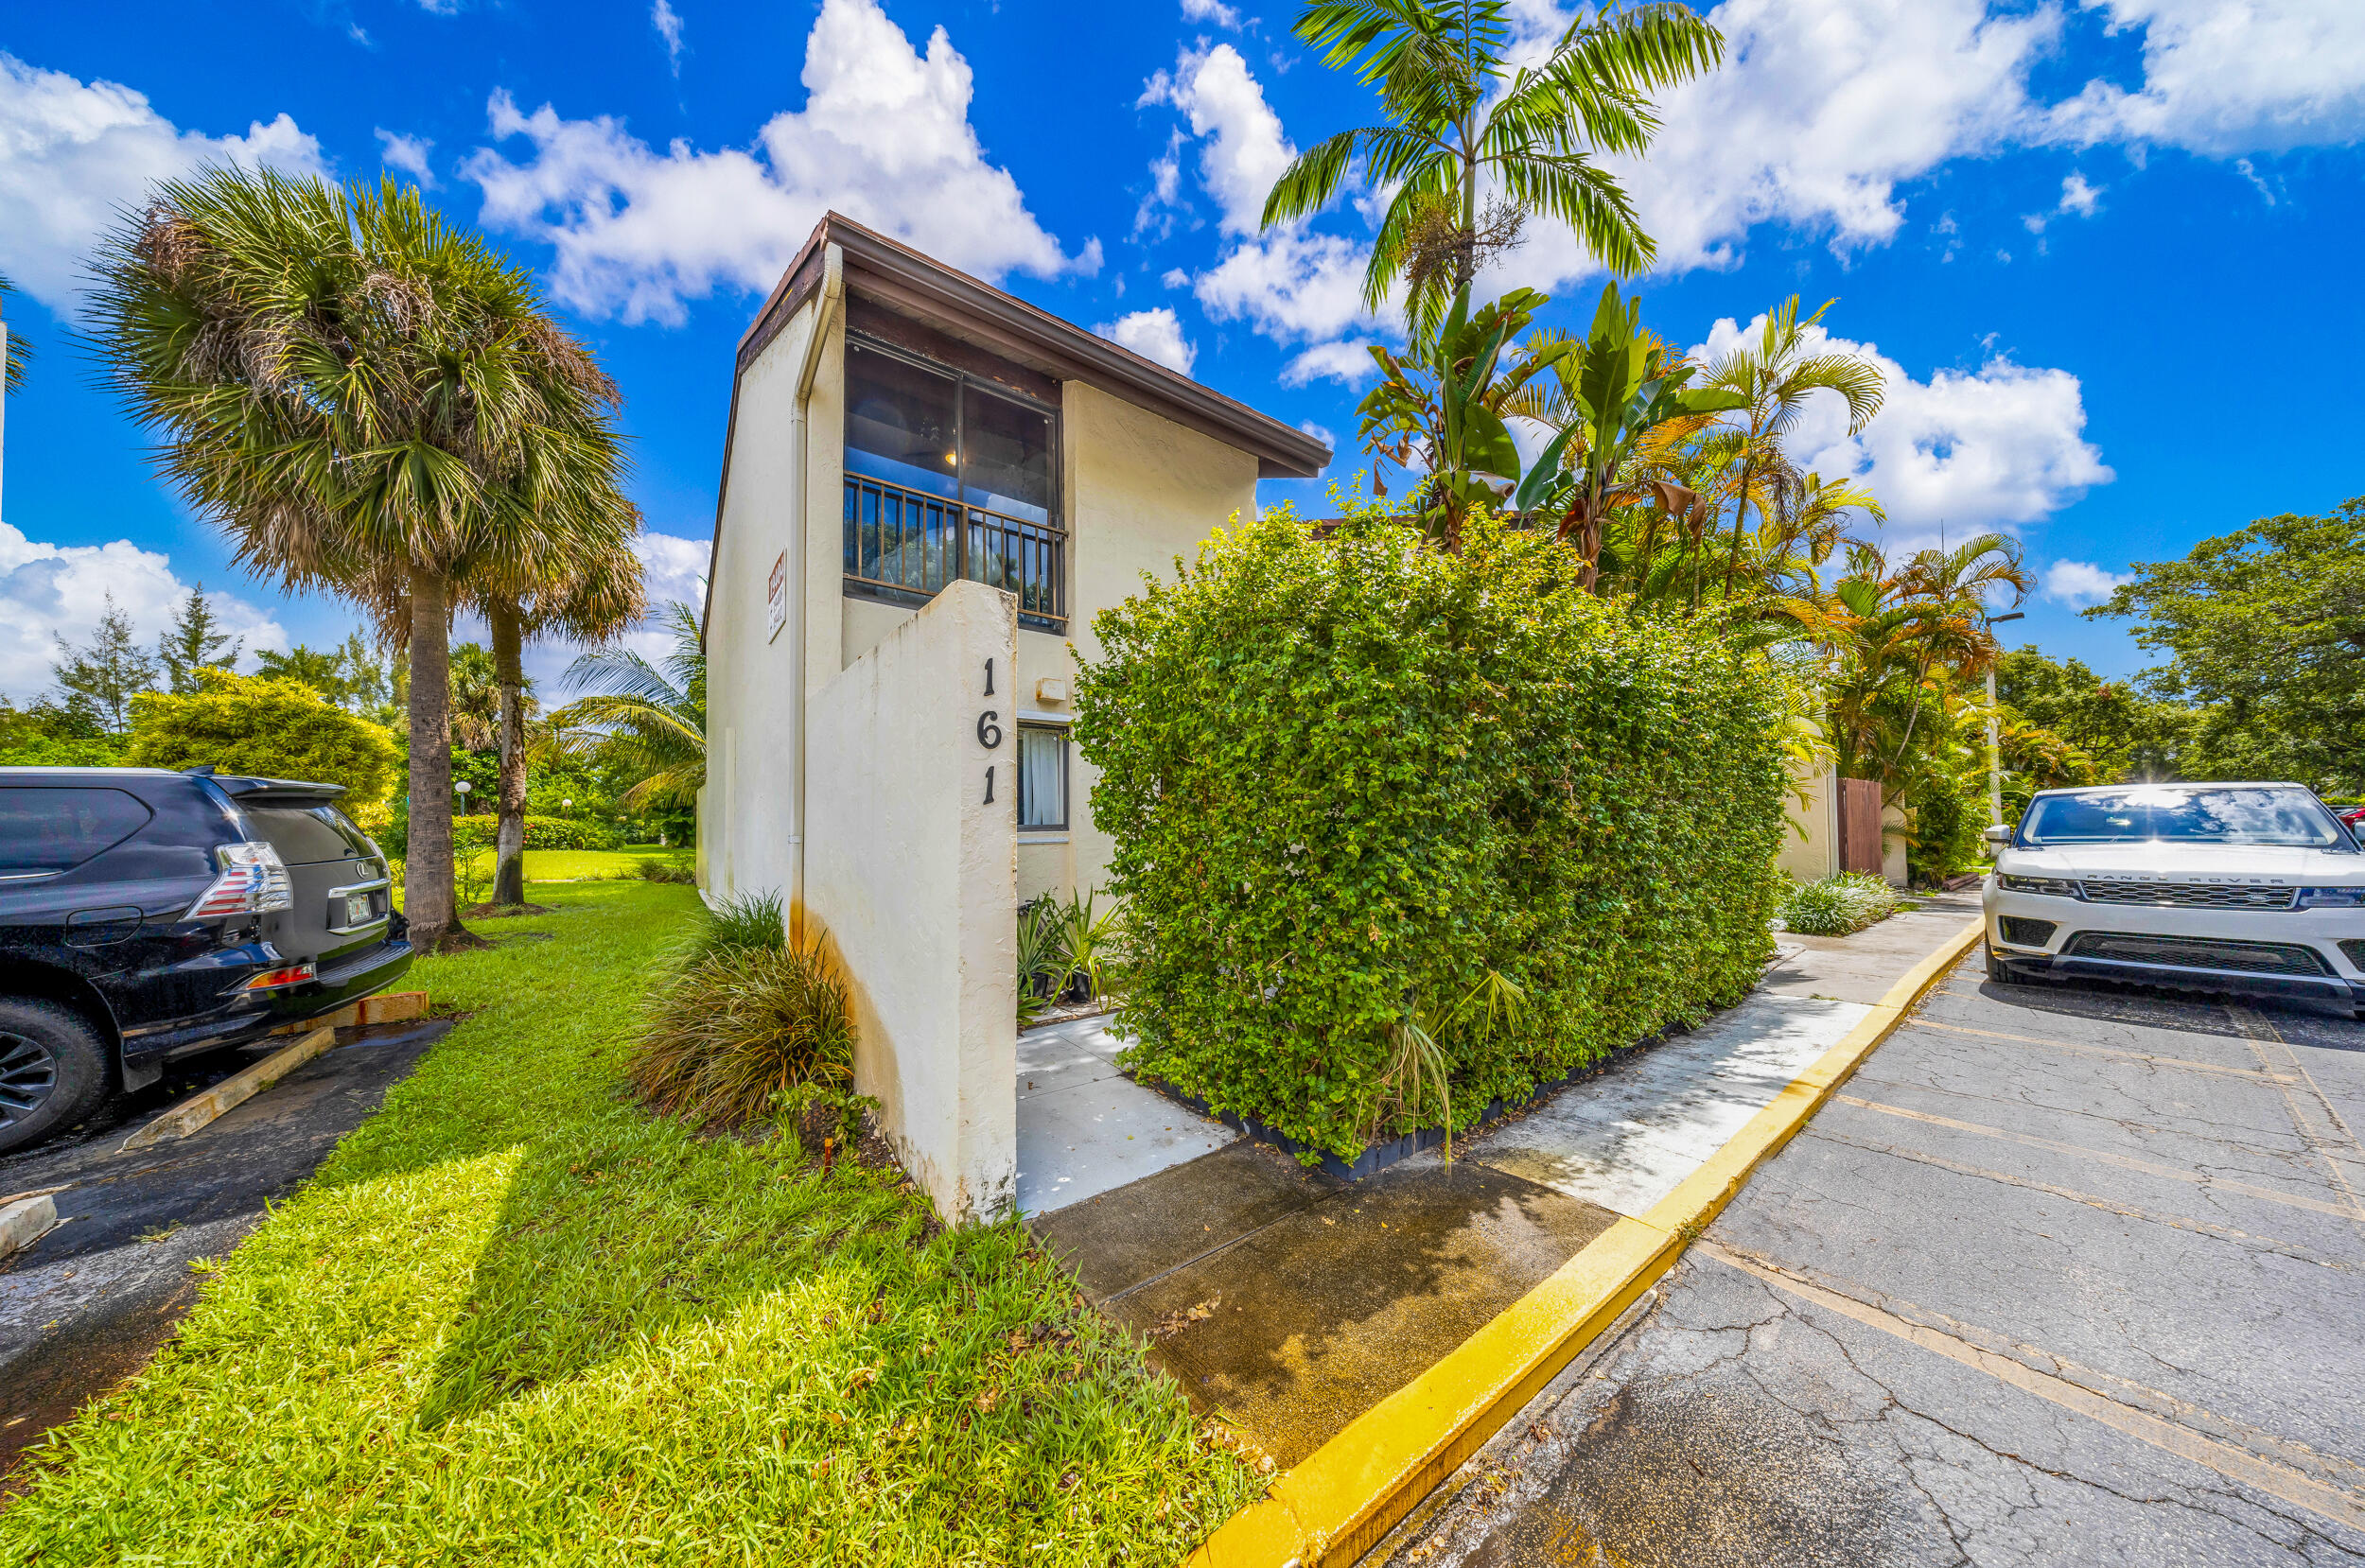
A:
1906 1019 2300 1084
1832 1095 2357 1219
2227 1006 2365 1223
1804 1126 2361 1275
1696 1241 2365 1534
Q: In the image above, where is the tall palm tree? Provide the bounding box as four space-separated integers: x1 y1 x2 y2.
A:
87 169 633 950
1700 297 1885 597
469 536 643 906
1263 0 1722 338
0 273 26 397
552 601 705 811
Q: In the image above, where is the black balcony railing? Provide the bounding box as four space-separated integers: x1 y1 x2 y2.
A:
843 475 1066 628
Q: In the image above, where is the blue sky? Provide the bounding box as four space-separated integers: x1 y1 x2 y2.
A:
2 0 2359 698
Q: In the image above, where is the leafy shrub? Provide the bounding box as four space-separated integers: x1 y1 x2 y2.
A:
448 813 622 851
638 857 696 884
127 670 398 804
1076 506 1789 1162
1905 771 1983 886
628 894 854 1128
684 890 785 962
1780 872 1906 936
1013 889 1127 1027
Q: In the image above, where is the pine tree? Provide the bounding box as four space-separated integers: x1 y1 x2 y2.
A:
52 595 160 735
157 584 242 693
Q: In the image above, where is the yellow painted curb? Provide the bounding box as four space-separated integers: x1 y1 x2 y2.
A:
1188 916 1986 1568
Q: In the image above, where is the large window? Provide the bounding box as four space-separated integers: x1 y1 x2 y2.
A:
843 339 1064 629
1017 724 1069 831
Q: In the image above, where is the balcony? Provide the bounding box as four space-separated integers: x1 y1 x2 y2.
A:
842 474 1066 632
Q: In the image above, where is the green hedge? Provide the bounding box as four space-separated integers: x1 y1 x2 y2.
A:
451 814 622 852
1075 507 1789 1163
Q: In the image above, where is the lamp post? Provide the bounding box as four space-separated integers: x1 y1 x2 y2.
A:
1985 611 2024 838
454 779 472 811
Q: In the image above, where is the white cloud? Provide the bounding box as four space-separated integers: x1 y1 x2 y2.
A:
2043 0 2365 155
652 0 687 76
1282 340 1379 387
376 129 435 185
1192 227 1380 344
1477 0 2365 291
1562 0 2056 281
0 523 288 701
1160 266 1190 288
0 53 324 309
464 0 1090 324
2041 559 2130 606
1138 44 1294 235
1691 313 2113 536
1182 0 1244 27
2024 170 2103 234
1096 307 1197 375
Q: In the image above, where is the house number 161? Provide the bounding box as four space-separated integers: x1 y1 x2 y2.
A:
980 657 1002 805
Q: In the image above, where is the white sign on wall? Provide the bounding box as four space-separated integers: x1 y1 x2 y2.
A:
766 550 787 642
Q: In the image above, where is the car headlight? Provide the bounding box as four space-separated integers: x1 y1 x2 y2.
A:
1998 875 2081 898
2296 886 2365 909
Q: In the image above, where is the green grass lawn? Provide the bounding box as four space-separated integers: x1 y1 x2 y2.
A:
512 844 692 883
1 881 1254 1564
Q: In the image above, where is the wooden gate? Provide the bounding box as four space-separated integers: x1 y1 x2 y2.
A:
1837 776 1883 875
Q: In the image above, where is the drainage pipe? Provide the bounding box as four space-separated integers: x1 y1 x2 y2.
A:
786 243 843 928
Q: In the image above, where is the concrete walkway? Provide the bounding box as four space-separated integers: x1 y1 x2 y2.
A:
1029 894 1982 1466
1015 1014 1235 1215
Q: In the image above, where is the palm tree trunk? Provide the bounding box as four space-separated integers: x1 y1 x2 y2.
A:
1722 454 1756 598
404 564 471 952
489 597 529 908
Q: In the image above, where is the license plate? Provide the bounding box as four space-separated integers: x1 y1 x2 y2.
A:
345 893 375 926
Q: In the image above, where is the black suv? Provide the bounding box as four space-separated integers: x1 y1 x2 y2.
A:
1 767 412 1153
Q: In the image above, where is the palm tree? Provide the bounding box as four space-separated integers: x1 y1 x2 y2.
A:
87 168 634 951
1699 297 1886 598
552 601 705 811
1263 0 1723 338
468 536 643 906
0 273 26 397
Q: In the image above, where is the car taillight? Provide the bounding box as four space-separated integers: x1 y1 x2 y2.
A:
185 841 294 919
242 961 318 990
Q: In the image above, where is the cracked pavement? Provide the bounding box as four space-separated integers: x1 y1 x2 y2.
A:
1372 958 2365 1567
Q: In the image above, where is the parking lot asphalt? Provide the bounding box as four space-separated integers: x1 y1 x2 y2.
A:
1374 958 2365 1567
0 1018 447 1479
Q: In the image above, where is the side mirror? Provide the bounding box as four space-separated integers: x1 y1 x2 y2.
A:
1982 825 2013 846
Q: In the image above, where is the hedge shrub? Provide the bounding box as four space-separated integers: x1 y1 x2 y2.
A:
1075 506 1789 1163
450 814 622 851
127 670 399 805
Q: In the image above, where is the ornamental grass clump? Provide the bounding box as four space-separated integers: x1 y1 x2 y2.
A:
628 891 854 1127
1779 871 1906 936
1077 503 1790 1164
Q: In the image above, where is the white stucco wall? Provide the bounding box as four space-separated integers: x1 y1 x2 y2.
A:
819 372 1256 912
703 299 831 905
1776 762 1840 884
806 581 1019 1224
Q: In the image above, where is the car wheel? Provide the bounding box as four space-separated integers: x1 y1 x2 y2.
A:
1984 941 2022 985
0 999 114 1156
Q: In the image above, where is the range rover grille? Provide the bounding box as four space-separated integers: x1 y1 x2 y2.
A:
2340 939 2365 971
2064 931 2331 977
2078 880 2298 910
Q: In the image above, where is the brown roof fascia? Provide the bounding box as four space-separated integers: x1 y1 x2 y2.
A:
735 213 1330 479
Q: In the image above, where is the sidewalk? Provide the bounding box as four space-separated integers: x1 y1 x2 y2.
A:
1022 890 1983 1470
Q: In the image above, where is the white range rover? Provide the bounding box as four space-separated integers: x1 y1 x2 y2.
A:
1984 783 2365 1018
